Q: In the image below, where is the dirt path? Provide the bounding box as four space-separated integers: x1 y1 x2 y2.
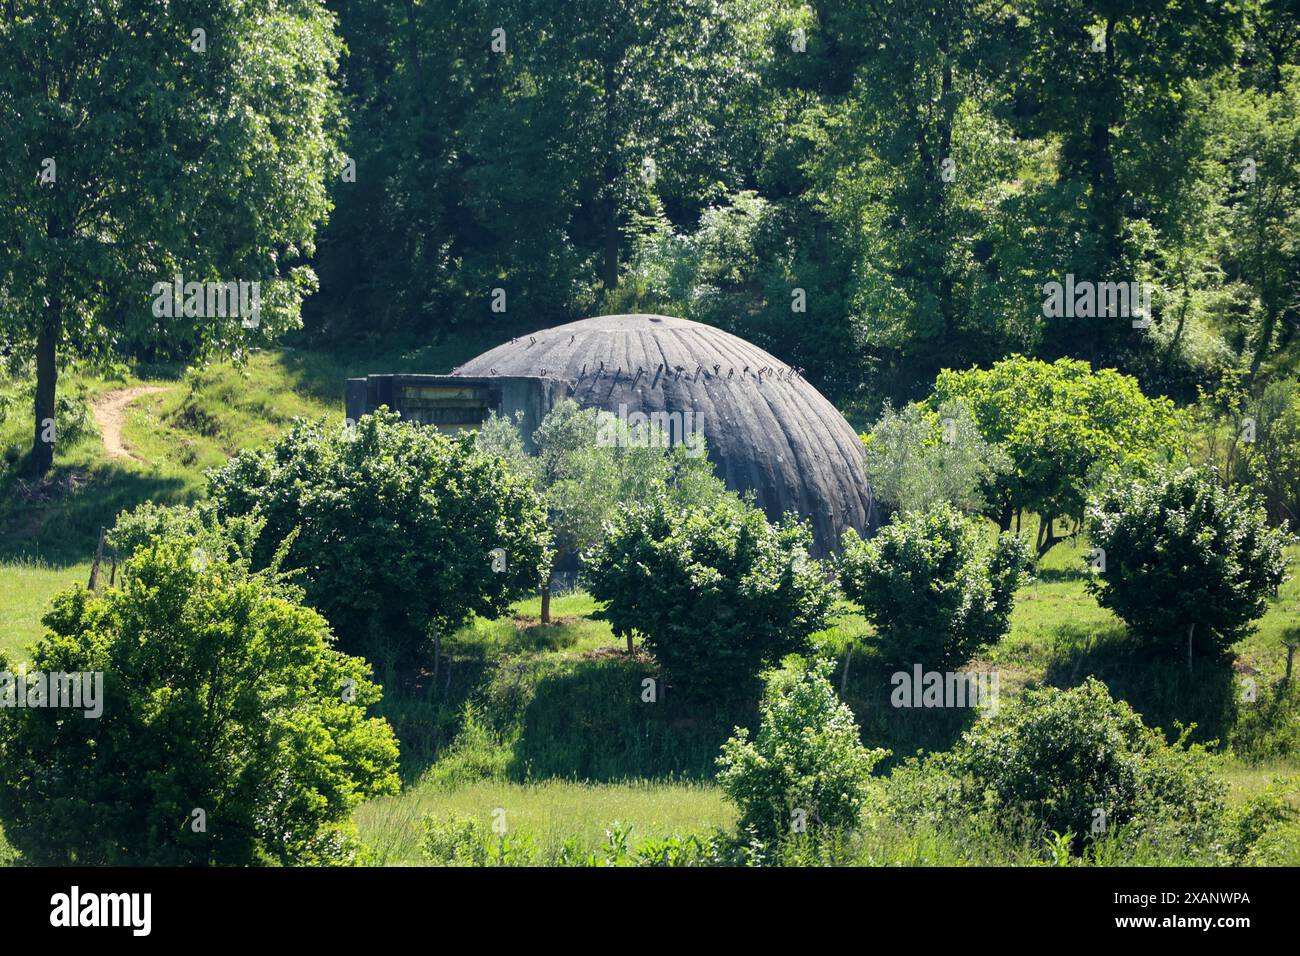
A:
91 385 167 462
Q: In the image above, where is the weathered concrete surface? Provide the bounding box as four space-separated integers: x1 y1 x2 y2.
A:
454 314 875 555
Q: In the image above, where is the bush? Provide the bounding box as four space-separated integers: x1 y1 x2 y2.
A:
716 660 888 843
419 813 491 866
583 492 834 701
208 410 551 666
1086 467 1290 666
105 500 225 560
839 504 1028 668
0 534 400 865
954 678 1227 852
1241 378 1300 529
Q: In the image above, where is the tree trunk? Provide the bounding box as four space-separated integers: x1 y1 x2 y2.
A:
998 497 1013 532
1187 623 1195 674
626 632 634 655
32 311 58 476
88 528 105 591
540 556 561 625
1247 306 1277 385
1285 645 1296 686
600 58 619 290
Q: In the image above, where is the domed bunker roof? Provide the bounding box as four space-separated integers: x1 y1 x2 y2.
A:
455 314 874 555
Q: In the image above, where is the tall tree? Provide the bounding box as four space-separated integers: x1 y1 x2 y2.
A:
1011 0 1243 366
0 0 342 475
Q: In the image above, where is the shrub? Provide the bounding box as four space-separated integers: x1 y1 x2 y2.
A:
1086 467 1290 667
954 678 1227 852
0 534 400 865
584 492 834 701
716 660 888 843
839 504 1028 668
419 813 491 866
1240 378 1300 529
208 410 551 666
105 500 226 560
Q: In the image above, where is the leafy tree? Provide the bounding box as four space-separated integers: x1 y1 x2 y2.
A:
1240 377 1300 528
862 398 1009 519
477 399 727 623
839 505 1027 668
0 534 400 865
208 410 551 668
1085 467 1290 670
804 0 1035 394
1009 0 1242 367
717 659 888 843
1208 68 1300 383
931 355 1183 554
0 0 343 474
584 492 834 700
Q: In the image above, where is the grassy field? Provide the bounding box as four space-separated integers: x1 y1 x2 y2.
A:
357 779 735 865
1 345 1298 865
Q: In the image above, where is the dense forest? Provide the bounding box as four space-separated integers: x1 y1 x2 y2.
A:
304 0 1300 410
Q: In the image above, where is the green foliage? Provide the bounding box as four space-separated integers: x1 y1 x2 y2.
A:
840 505 1027 667
954 678 1228 854
0 0 343 471
1230 679 1300 762
0 534 400 865
477 399 727 570
1086 467 1290 658
105 501 222 561
716 660 888 843
1241 378 1300 528
931 356 1183 545
584 492 834 700
208 410 552 665
419 813 491 866
861 398 1009 518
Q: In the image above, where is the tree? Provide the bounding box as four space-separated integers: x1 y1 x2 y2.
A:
839 505 1027 668
1086 467 1290 670
1208 69 1300 383
584 492 834 700
526 0 762 290
207 411 551 670
931 355 1183 554
861 398 1009 519
477 399 726 624
1240 377 1300 528
0 0 343 475
0 533 400 865
717 659 887 843
804 0 1035 395
1009 0 1242 367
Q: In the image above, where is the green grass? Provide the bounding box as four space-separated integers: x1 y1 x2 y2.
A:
355 778 735 866
0 558 90 663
